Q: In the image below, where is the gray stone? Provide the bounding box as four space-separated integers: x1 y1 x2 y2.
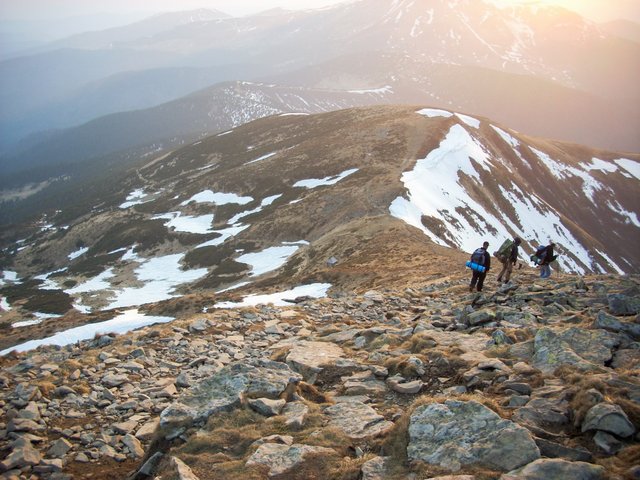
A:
387 378 423 394
408 400 539 472
581 402 635 438
112 420 138 435
532 328 617 373
246 443 336 477
47 438 73 458
135 418 159 442
595 310 640 339
160 360 301 436
534 438 592 462
122 434 145 458
285 341 347 383
512 397 570 431
170 456 201 480
101 374 129 387
0 440 42 471
467 309 496 327
501 458 606 479
324 401 394 440
343 371 387 396
608 293 640 316
360 456 392 480
282 402 309 429
248 398 286 417
135 451 163 477
593 431 623 455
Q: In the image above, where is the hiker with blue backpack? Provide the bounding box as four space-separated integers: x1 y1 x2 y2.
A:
468 241 491 292
532 241 557 278
495 237 521 284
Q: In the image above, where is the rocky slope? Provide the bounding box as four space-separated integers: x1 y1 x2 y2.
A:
0 269 638 479
1 107 638 340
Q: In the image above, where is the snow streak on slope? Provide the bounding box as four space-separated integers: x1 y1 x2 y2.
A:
390 114 636 273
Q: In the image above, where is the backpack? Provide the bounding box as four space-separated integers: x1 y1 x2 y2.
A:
471 248 486 266
535 245 547 262
494 239 513 260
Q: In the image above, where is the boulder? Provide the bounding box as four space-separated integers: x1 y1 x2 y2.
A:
324 401 394 440
361 456 392 480
160 360 301 436
581 403 635 438
246 443 336 477
408 400 539 472
248 398 286 417
285 341 349 383
282 402 309 429
594 310 640 339
532 328 617 373
169 456 201 480
501 458 606 479
607 294 640 316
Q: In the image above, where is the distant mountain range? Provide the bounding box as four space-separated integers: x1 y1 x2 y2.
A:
1 0 638 161
1 106 638 323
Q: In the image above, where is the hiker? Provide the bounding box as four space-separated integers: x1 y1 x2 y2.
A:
469 241 491 292
537 241 556 278
496 237 521 284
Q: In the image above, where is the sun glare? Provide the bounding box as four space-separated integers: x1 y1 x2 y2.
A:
489 0 617 22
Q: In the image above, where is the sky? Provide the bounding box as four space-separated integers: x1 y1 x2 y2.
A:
1 0 639 23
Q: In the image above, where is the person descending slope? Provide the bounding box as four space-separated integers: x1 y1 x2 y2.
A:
468 241 491 292
495 237 521 284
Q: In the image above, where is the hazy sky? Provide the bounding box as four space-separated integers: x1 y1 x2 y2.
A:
0 0 348 21
1 0 639 22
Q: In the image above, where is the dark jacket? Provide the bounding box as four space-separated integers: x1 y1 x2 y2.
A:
539 245 555 265
508 244 519 264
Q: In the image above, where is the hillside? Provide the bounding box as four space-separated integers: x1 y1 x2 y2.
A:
0 106 638 351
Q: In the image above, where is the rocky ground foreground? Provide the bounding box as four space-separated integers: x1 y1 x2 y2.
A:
0 271 638 479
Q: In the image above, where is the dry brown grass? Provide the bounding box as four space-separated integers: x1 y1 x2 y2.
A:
595 444 640 479
384 354 428 379
402 333 437 354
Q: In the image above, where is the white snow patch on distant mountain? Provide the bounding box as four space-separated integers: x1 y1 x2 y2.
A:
120 189 153 209
0 297 11 311
0 309 174 356
531 147 564 179
0 271 20 286
607 200 640 228
246 152 277 165
349 86 393 94
294 168 358 189
107 254 208 309
213 283 331 308
12 319 42 328
614 158 640 180
228 194 283 225
68 247 89 260
153 212 215 234
417 108 454 118
390 124 512 253
455 113 480 129
181 190 253 206
237 242 307 277
196 225 250 248
34 268 67 290
587 158 618 173
596 250 625 275
65 268 115 295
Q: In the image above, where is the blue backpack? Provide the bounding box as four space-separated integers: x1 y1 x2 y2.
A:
471 248 486 266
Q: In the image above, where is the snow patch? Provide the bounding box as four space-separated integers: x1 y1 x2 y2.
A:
294 168 358 189
213 283 331 309
153 212 215 234
236 242 307 277
614 158 640 180
0 309 174 356
68 247 89 260
181 190 253 206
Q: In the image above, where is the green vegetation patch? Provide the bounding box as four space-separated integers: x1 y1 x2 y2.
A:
90 218 170 254
1 280 73 315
